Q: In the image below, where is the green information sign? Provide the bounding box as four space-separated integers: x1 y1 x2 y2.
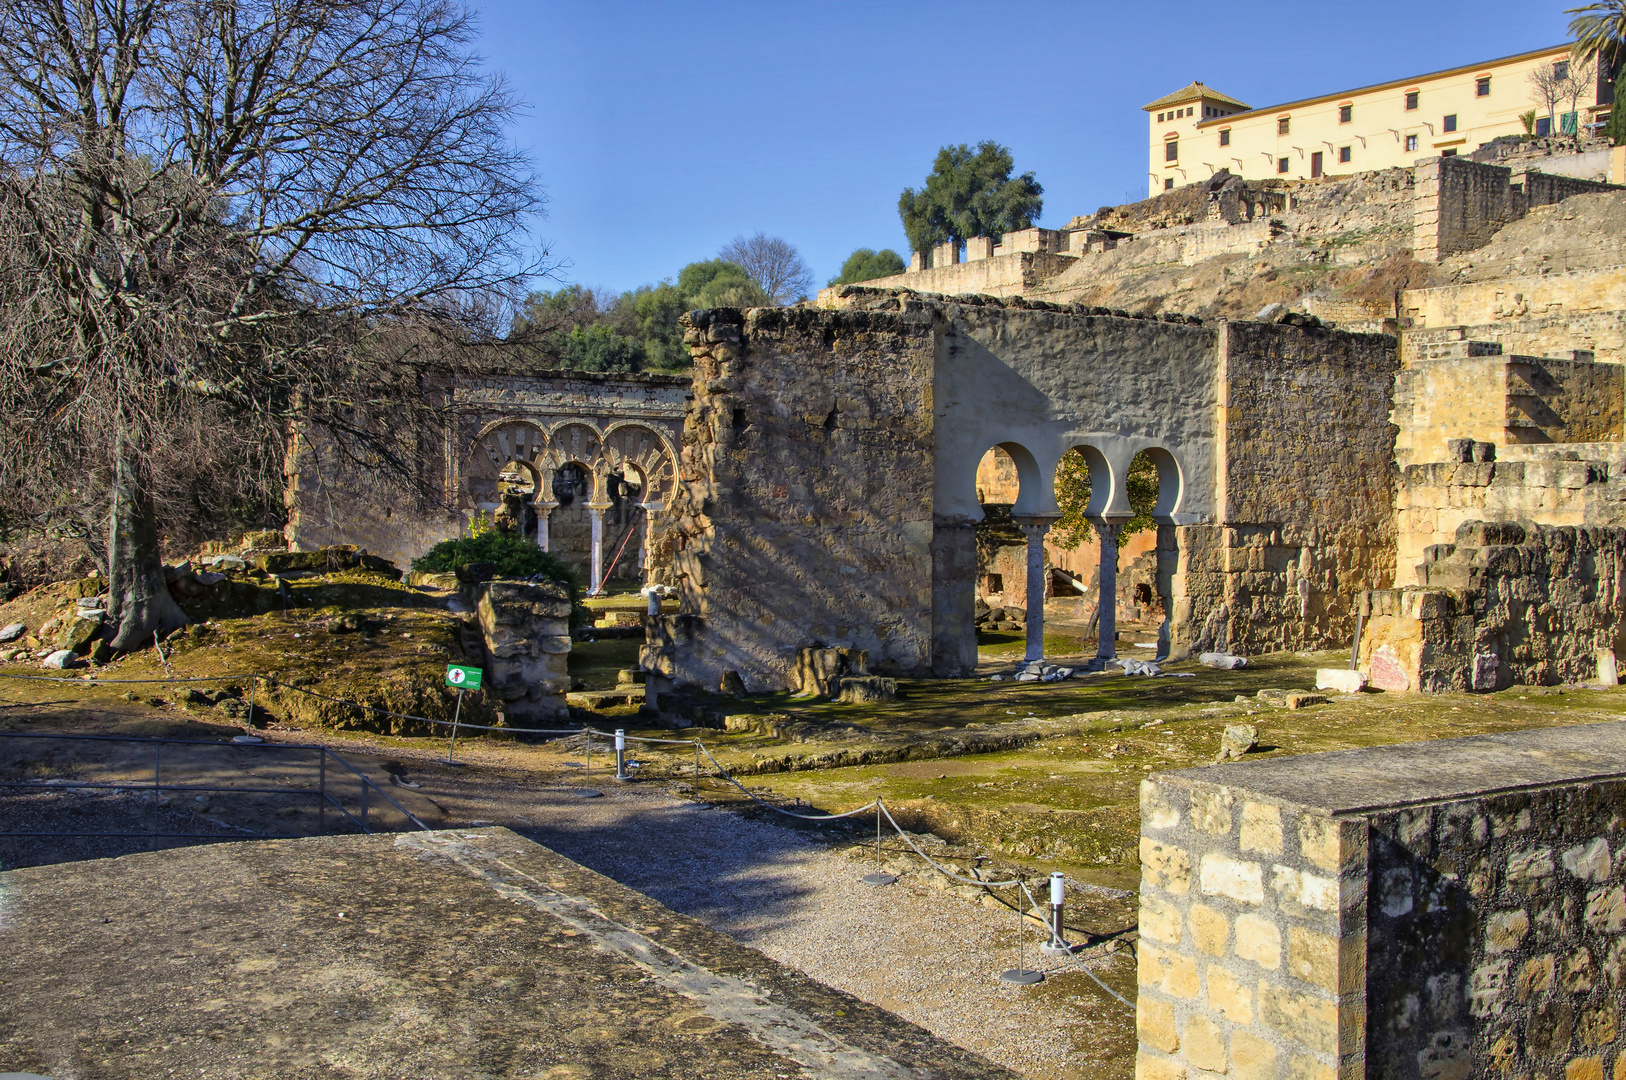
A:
445 664 483 690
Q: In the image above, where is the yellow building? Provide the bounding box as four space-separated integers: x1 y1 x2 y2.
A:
1144 44 1612 197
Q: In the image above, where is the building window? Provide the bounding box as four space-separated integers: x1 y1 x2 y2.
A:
1476 76 1491 96
1443 114 1457 133
1537 116 1551 136
985 573 1003 594
1555 60 1569 81
1165 139 1179 162
1220 128 1231 146
1164 177 1174 190
1339 103 1352 123
1405 91 1419 110
1278 156 1289 173
1277 116 1291 135
1405 134 1419 151
1340 145 1352 163
1156 112 1163 122
1311 151 1323 178
1441 148 1458 157
1562 110 1579 134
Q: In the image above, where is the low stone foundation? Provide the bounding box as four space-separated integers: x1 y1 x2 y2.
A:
1138 723 1626 1080
467 579 571 722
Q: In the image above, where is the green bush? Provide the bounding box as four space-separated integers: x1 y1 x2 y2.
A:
411 530 576 584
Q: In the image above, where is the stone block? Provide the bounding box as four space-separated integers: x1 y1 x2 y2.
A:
1260 984 1338 1054
1240 801 1283 855
1190 904 1230 956
1297 816 1343 872
1181 1015 1229 1073
1569 1057 1605 1080
1270 865 1339 913
1230 1030 1279 1080
1284 692 1327 710
1563 839 1612 883
1469 958 1510 1019
1284 1055 1335 1080
1315 669 1366 693
1585 886 1626 933
1137 1054 1187 1080
1517 955 1555 1001
1207 964 1254 1023
1143 838 1193 895
1201 854 1264 905
1141 943 1201 998
1138 996 1180 1053
1287 926 1344 993
1192 789 1236 835
1486 909 1530 953
1235 914 1282 969
1507 847 1555 883
1141 894 1185 945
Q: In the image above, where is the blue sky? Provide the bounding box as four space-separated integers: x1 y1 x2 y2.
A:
473 0 1577 295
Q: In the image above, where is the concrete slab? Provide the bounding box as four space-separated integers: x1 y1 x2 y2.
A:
1167 718 1626 812
0 827 1015 1079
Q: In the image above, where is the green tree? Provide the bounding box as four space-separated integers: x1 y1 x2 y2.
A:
829 248 906 286
677 259 771 309
1569 1 1626 80
559 325 644 372
897 142 1043 260
1049 450 1160 551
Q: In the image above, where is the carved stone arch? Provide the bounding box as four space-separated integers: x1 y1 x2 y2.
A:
601 421 678 505
465 419 549 508
544 421 604 502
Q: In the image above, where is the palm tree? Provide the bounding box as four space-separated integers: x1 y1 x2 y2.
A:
1569 1 1626 76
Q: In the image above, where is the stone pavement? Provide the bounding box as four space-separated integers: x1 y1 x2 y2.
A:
0 827 1015 1079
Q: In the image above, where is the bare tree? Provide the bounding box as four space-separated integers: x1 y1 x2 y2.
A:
718 233 814 305
1563 54 1600 141
1530 60 1568 134
0 0 544 649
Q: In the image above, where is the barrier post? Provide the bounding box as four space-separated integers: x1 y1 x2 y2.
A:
576 730 602 798
860 800 896 886
441 688 464 765
232 674 263 744
613 729 629 781
1041 871 1071 955
999 877 1044 985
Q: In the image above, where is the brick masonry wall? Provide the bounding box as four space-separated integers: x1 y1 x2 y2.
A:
662 307 939 691
1137 777 1368 1080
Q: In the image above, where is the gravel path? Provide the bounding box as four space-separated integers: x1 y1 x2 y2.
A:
516 780 1139 1080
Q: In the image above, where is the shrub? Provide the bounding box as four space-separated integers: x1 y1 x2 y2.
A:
411 530 576 584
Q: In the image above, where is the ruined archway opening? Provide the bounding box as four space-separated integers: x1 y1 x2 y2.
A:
494 460 540 540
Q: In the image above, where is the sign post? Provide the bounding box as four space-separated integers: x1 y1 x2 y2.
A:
442 665 483 765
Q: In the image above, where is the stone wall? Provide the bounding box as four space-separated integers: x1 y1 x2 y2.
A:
1393 441 1626 581
1402 268 1626 365
1140 724 1626 1080
1414 156 1618 263
467 579 571 722
1190 321 1399 655
660 307 938 691
286 369 688 578
1359 519 1626 692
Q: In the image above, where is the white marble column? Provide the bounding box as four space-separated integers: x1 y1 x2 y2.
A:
1015 519 1053 663
1095 522 1123 660
587 502 611 594
534 498 557 554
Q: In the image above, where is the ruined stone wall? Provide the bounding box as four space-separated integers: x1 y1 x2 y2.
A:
1141 725 1626 1080
1360 519 1626 691
1394 442 1626 581
1403 268 1626 365
660 307 938 691
286 370 688 578
1414 157 1618 264
1194 322 1399 655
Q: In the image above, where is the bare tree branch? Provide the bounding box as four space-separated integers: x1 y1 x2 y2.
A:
718 232 813 305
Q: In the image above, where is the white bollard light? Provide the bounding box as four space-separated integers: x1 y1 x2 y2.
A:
1041 871 1071 955
614 728 630 781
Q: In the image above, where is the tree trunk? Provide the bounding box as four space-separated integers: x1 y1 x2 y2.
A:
107 438 190 651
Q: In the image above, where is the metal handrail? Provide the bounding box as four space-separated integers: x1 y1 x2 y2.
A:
0 730 428 838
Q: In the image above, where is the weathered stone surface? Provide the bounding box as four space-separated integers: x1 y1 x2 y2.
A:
468 579 572 721
1216 723 1258 760
0 622 24 643
836 675 897 703
0 829 1013 1079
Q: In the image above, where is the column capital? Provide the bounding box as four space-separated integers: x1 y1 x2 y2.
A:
585 500 613 513
1012 513 1060 536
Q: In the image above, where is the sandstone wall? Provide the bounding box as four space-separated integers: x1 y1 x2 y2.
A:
1194 322 1399 655
1403 268 1626 365
1414 156 1617 264
1140 725 1626 1080
661 307 938 691
1361 519 1626 691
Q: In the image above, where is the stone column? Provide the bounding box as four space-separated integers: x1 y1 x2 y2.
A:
1015 518 1054 664
587 501 611 594
534 498 557 554
1095 522 1123 660
638 504 658 583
